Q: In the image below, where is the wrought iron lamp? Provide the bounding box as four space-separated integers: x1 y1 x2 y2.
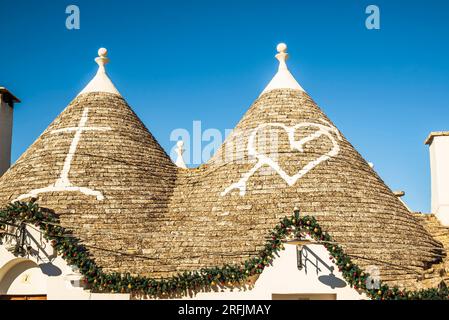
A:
284 207 317 270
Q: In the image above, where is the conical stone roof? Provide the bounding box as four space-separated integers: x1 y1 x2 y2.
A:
196 88 443 284
0 45 445 289
0 50 177 271
154 44 445 286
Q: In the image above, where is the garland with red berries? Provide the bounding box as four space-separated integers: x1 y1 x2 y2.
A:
0 200 448 299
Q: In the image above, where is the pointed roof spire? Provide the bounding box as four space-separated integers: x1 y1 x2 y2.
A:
260 43 305 96
175 140 187 169
78 48 120 96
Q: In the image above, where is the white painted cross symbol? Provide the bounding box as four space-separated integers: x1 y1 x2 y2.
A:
14 107 111 202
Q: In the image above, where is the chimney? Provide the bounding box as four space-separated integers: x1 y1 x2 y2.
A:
425 132 449 226
0 87 20 177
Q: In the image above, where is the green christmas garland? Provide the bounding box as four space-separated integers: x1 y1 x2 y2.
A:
0 200 448 300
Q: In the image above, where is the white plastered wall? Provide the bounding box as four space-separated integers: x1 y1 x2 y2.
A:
182 245 367 300
1 226 366 300
428 134 449 226
0 225 129 300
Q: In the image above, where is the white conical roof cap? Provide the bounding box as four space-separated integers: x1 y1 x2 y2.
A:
260 43 305 96
78 48 120 96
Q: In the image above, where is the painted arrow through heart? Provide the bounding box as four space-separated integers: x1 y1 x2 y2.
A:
221 119 343 196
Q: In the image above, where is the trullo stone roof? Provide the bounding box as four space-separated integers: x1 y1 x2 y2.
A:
0 45 447 290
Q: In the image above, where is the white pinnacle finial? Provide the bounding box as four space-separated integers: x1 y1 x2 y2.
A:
78 47 120 96
276 43 288 70
95 48 109 71
175 140 187 169
260 43 304 96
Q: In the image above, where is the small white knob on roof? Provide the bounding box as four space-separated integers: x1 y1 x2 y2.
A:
98 47 108 57
277 43 287 53
275 43 289 70
95 47 110 71
175 140 187 169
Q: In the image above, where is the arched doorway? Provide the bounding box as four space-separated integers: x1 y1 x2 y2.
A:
0 258 47 300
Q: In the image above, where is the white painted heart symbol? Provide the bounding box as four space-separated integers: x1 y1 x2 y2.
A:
221 119 342 196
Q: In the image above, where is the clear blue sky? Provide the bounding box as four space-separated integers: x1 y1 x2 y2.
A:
1 0 448 213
